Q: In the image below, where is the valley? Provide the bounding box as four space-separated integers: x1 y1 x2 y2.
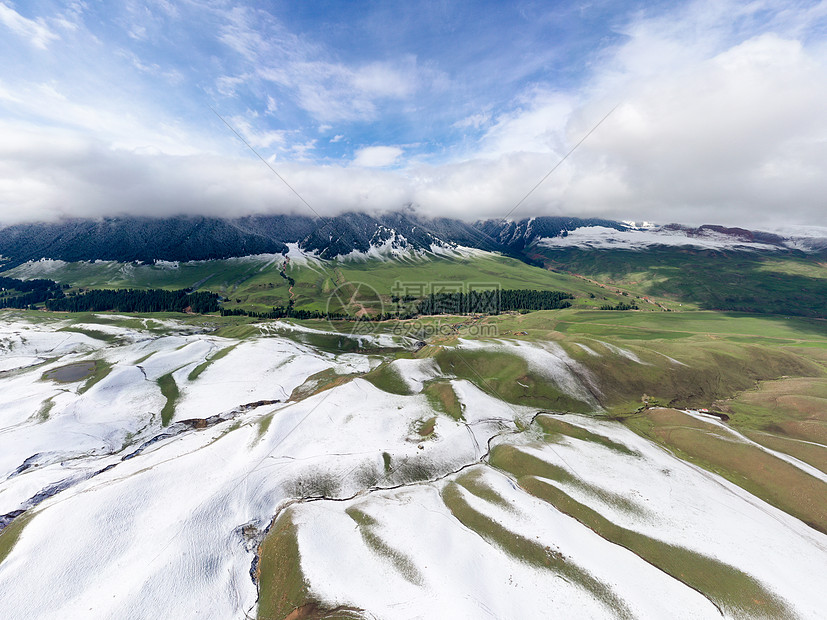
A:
2 215 827 618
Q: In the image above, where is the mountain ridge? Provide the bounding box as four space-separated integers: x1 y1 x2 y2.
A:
1 212 824 269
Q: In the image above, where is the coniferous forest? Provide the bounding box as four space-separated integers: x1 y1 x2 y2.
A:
415 289 573 315
0 276 65 309
45 288 219 313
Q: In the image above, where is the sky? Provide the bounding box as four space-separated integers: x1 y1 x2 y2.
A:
0 0 826 228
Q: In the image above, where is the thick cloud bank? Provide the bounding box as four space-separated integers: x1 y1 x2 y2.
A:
0 1 825 227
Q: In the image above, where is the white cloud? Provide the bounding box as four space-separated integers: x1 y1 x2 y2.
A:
257 59 423 122
227 115 287 150
452 110 491 130
352 146 404 168
561 25 827 225
1 0 826 229
0 2 59 49
214 6 441 123
0 122 413 224
477 90 573 158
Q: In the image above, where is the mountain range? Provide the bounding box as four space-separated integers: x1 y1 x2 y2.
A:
3 212 824 268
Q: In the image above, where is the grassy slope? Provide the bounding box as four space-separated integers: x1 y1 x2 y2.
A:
715 376 827 470
489 441 792 618
540 246 827 317
0 511 34 568
624 408 827 534
158 372 179 426
256 510 310 620
395 310 825 415
2 251 623 315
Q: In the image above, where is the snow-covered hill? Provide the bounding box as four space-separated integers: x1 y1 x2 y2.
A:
1 313 825 619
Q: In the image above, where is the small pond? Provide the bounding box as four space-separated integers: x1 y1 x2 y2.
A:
42 361 96 383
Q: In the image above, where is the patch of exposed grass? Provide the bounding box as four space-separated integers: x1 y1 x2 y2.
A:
36 397 55 422
345 506 424 585
520 476 791 619
453 468 515 512
256 413 273 439
133 351 156 364
626 409 827 534
535 415 640 457
435 348 593 413
257 509 311 620
288 368 356 402
57 326 120 344
187 344 238 382
212 323 261 340
416 417 436 438
78 360 113 394
441 479 634 618
362 362 411 396
158 372 179 426
489 444 645 517
0 511 33 568
423 380 463 420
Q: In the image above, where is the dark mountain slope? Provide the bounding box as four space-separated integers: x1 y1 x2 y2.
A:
475 216 627 250
0 212 514 265
0 217 287 266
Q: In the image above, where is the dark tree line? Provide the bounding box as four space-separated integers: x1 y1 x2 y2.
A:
220 306 350 320
415 289 573 315
0 276 65 309
46 288 219 313
221 288 574 321
600 301 639 310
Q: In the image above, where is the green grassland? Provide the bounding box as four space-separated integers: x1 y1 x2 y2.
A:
6 243 827 323
539 246 827 317
3 251 628 315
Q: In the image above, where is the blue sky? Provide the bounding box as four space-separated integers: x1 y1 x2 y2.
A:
1 0 826 226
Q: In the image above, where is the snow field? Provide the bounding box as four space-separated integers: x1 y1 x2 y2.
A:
1 315 826 619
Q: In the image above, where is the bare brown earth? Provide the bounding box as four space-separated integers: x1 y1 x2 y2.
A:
282 602 364 620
